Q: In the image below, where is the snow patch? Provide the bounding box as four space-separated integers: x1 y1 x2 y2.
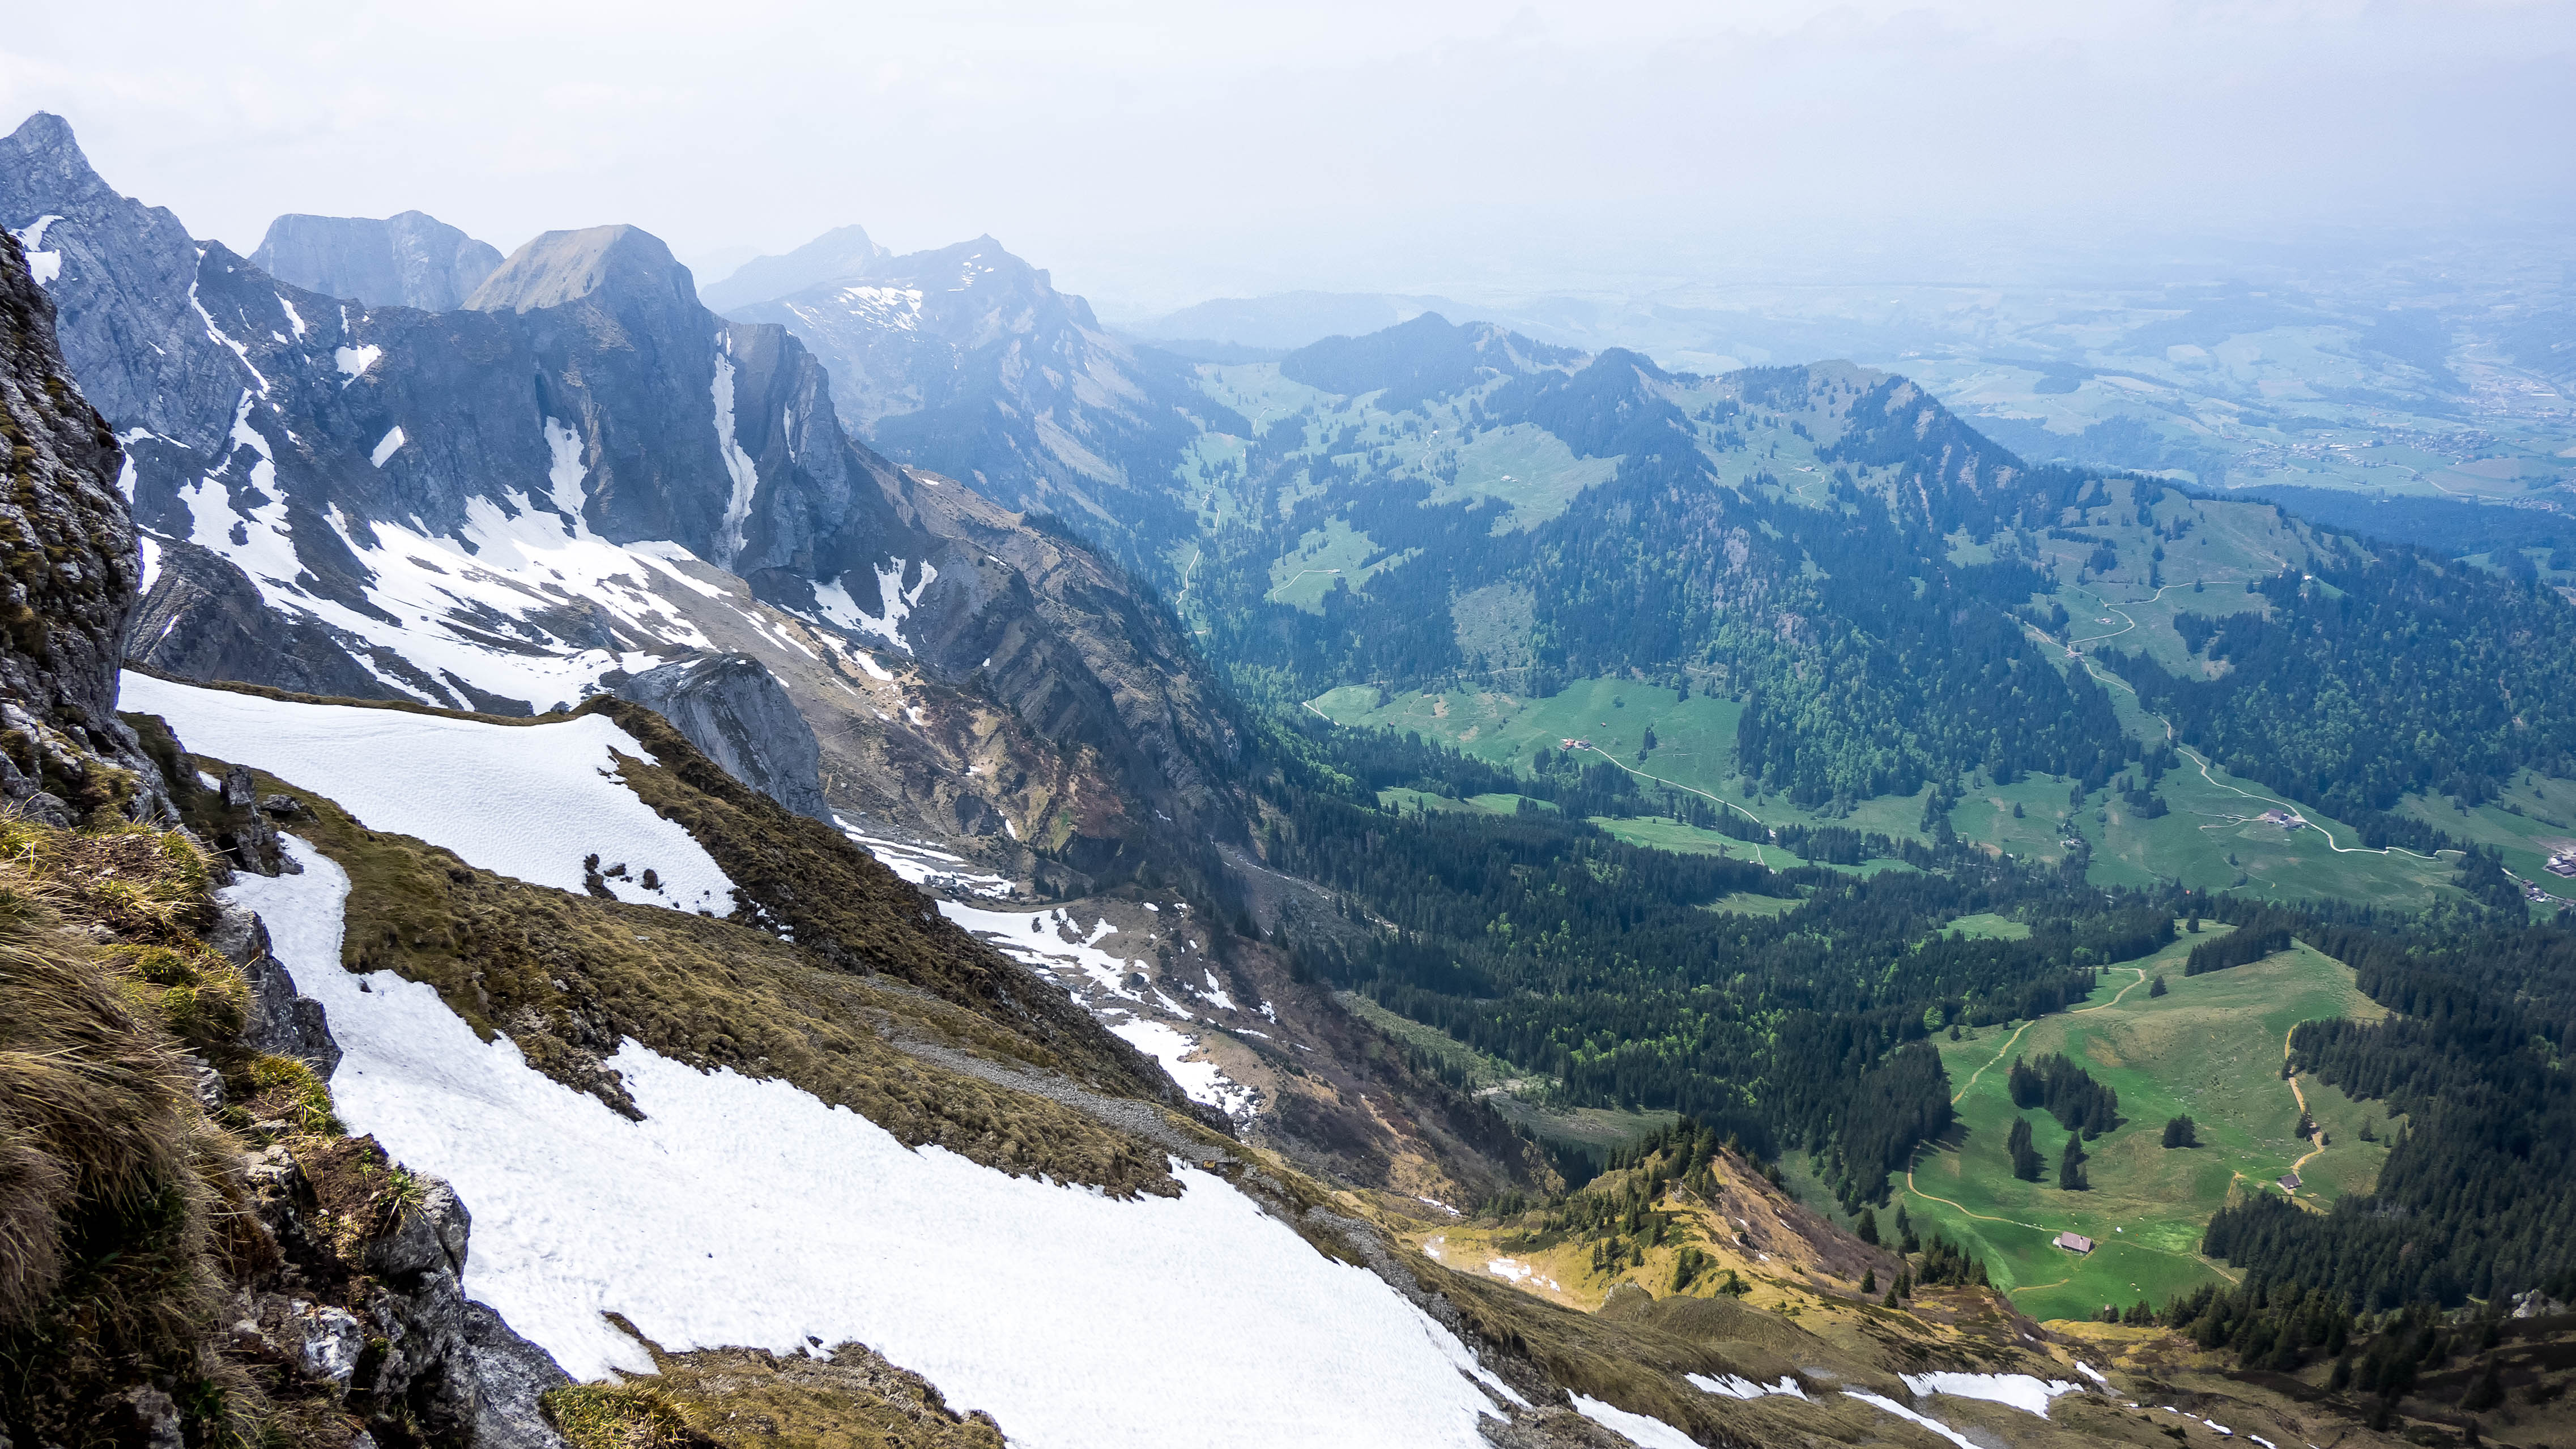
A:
810 560 936 655
841 825 1014 898
223 837 1500 1448
371 425 406 467
188 269 268 395
334 344 382 382
543 417 587 521
120 675 733 913
276 294 307 338
1106 1016 1258 1119
1483 1258 1560 1292
14 215 62 285
1569 1395 1699 1449
1901 1371 2079 1420
1687 1373 1806 1400
712 348 760 566
1845 1391 1977 1448
832 284 924 330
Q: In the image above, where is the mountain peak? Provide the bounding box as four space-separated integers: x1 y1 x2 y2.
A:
251 209 503 311
5 110 77 155
699 222 889 312
465 223 696 314
2 112 118 199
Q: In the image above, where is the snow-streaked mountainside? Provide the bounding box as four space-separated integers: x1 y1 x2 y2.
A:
2 112 1249 885
227 835 1522 1448
118 673 736 911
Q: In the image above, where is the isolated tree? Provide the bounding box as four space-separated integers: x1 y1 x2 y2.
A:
2008 1116 2045 1180
2163 1115 2199 1148
2149 974 2168 998
1861 1267 1876 1294
1855 1208 1880 1246
2059 1135 2090 1191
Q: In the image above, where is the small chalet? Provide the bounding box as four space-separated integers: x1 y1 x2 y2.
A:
2054 1231 2094 1254
2276 1172 2302 1192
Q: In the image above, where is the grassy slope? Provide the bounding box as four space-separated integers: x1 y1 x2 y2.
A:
1332 989 1680 1162
1897 926 2392 1323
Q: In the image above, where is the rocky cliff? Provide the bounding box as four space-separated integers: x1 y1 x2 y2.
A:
602 652 832 822
251 210 503 312
0 221 168 825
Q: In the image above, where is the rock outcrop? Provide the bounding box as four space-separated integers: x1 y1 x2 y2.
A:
251 210 504 312
602 652 832 821
0 217 168 824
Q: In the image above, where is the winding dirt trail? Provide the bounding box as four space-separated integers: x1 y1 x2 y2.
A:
1947 968 2149 1108
2284 1028 2327 1180
2016 616 2456 863
1952 1021 2037 1103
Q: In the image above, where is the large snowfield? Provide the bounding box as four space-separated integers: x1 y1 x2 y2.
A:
120 672 734 912
224 836 1525 1447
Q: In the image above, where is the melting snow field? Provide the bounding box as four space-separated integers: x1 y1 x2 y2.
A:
1103 1015 1259 1118
1843 1391 1978 1448
938 900 1263 1119
224 838 1511 1449
1570 1395 1699 1449
1901 1371 2080 1419
1689 1373 1807 1400
120 674 733 913
838 822 1014 900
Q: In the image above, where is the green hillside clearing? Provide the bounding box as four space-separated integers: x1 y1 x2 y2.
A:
1898 927 2394 1323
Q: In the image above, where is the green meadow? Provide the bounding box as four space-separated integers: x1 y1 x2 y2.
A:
1896 926 2394 1323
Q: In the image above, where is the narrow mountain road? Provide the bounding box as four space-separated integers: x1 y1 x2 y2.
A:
2284 1029 2327 1181
1949 968 2142 1111
2019 617 2455 863
2075 968 2152 1016
1904 1171 2047 1232
1568 744 1773 867
1952 1021 2037 1103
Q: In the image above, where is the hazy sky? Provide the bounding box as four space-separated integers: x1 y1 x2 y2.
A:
6 1 2571 315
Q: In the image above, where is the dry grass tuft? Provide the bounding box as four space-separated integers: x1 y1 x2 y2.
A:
544 1383 713 1449
0 843 231 1438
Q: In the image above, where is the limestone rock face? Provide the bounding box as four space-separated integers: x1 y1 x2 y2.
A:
251 210 503 312
0 224 133 728
0 207 169 824
603 652 832 821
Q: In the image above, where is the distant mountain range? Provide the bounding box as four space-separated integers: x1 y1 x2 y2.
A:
0 111 1245 887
